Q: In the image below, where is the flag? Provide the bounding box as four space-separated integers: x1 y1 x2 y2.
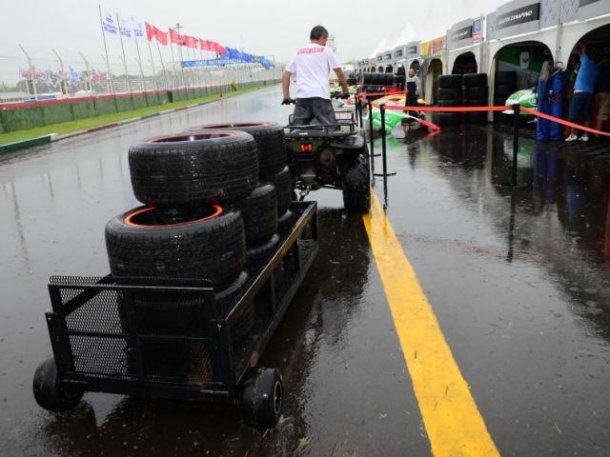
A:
169 28 183 45
101 9 117 35
145 22 156 41
119 17 132 38
145 22 168 45
68 67 81 85
132 18 144 38
184 35 198 48
156 29 168 46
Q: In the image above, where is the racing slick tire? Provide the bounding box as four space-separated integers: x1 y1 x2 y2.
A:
465 86 489 100
128 130 258 206
463 73 488 87
188 122 286 179
439 74 463 89
438 88 461 101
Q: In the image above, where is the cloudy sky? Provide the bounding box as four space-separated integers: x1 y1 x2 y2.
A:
0 0 508 83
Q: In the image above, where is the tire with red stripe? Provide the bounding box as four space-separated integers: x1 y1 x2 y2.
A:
188 122 286 178
128 130 258 206
105 205 246 286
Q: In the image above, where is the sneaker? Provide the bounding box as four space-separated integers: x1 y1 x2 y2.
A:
580 134 589 142
565 134 579 142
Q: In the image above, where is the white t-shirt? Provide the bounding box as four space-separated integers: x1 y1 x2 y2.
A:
286 44 340 99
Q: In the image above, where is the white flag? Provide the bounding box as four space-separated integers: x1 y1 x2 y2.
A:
119 17 132 38
101 9 117 35
131 17 144 38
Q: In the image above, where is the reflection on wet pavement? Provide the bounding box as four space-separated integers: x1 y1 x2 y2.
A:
383 124 610 456
1 86 609 456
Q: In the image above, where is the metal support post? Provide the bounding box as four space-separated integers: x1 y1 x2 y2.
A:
368 100 375 179
512 104 520 187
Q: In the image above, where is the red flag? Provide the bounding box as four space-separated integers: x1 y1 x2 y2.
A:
169 28 183 45
185 35 198 48
145 22 155 42
156 29 168 46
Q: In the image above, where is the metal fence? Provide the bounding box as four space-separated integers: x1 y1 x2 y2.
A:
0 46 282 102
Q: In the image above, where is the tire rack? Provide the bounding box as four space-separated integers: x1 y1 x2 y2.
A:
41 201 318 406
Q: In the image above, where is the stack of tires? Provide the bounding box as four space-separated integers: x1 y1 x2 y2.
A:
494 71 517 122
105 125 287 350
463 73 489 124
187 123 291 273
436 74 463 126
360 72 396 92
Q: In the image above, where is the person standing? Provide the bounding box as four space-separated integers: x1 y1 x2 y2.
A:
405 67 421 110
282 25 349 126
565 44 601 142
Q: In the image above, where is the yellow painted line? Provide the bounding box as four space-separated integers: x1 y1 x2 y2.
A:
363 192 500 457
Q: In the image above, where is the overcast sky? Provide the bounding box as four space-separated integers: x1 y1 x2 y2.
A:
0 0 508 83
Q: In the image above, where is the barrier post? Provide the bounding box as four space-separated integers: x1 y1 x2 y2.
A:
380 103 388 208
512 104 520 186
368 100 375 178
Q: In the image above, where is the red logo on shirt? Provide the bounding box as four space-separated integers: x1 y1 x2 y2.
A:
297 47 325 55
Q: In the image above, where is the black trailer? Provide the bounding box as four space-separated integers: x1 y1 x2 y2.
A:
33 201 318 429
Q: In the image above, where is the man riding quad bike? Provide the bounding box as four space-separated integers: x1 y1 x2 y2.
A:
283 100 371 214
281 25 371 214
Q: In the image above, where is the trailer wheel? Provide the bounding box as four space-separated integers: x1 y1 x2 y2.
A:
264 166 292 216
240 367 283 429
106 205 245 286
128 130 258 206
33 358 83 412
189 122 286 178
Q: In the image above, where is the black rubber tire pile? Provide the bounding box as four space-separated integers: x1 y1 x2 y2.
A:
463 73 489 124
436 74 463 126
360 72 396 92
436 73 490 126
494 71 517 123
104 123 289 344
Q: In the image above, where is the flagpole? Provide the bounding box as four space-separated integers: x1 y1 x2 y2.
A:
156 40 170 91
146 40 158 91
169 38 177 89
98 5 114 94
116 12 132 93
133 28 146 91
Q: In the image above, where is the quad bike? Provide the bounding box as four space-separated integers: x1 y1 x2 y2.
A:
283 99 371 214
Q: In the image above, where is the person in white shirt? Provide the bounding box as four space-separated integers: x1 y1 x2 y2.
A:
282 25 349 126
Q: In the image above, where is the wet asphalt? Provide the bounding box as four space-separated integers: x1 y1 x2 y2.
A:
0 86 609 456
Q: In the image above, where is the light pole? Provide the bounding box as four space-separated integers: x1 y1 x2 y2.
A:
175 22 187 88
52 49 67 95
18 44 37 98
79 52 92 92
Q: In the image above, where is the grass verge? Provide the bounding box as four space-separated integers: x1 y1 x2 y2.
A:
0 84 272 145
